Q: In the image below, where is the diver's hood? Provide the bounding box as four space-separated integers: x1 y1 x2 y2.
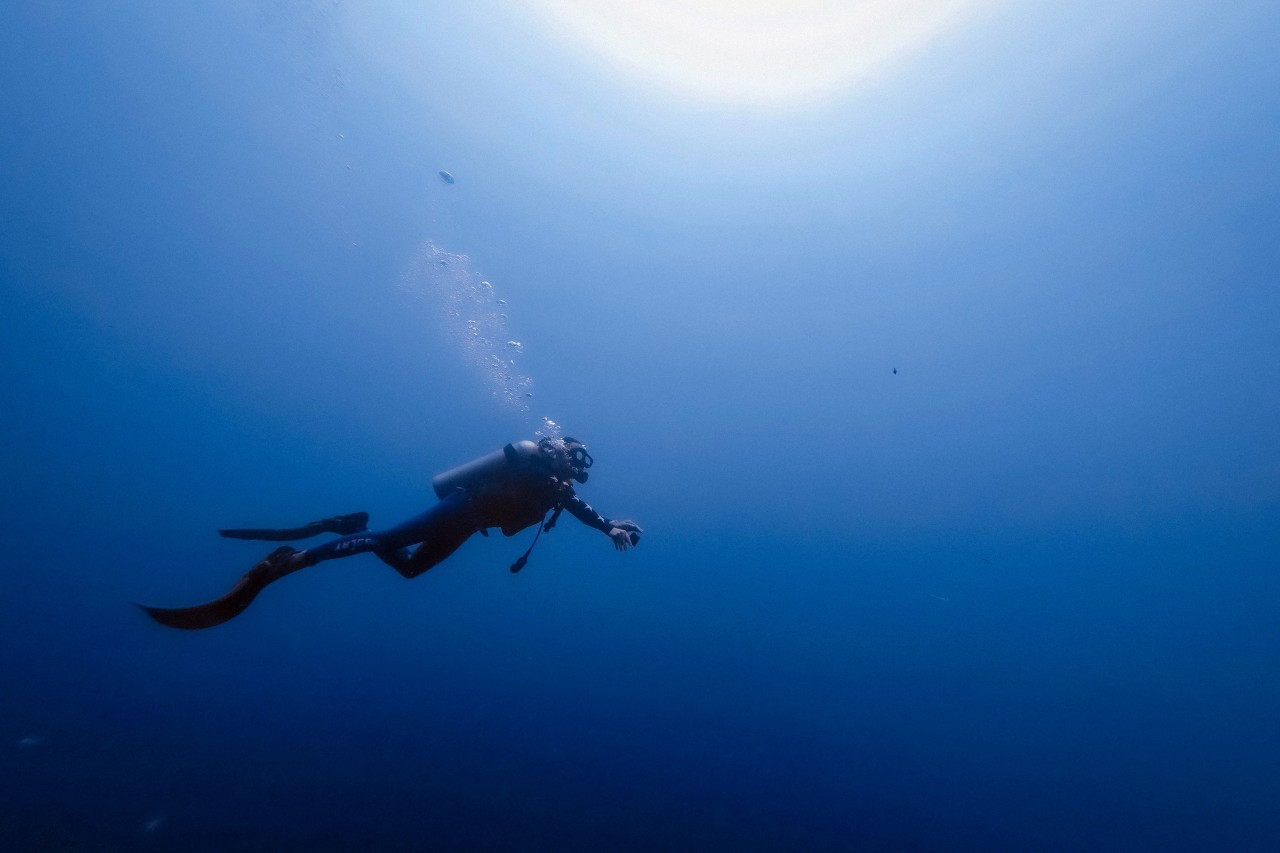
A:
539 436 592 483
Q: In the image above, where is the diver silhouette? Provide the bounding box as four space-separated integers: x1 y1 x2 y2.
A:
139 437 641 630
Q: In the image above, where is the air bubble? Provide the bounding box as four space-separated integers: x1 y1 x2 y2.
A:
403 242 535 414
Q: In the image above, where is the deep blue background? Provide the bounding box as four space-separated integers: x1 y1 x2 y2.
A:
3 2 1278 850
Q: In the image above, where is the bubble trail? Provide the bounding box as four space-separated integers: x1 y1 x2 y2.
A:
402 242 535 413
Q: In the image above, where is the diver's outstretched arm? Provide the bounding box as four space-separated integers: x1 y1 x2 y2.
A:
563 496 641 549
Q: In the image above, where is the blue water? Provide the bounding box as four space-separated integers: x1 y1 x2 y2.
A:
3 2 1279 850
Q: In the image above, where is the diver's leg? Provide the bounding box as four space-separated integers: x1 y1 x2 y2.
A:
219 512 370 541
371 547 416 575
363 531 474 578
397 520 476 579
139 500 474 630
373 492 478 578
294 491 477 578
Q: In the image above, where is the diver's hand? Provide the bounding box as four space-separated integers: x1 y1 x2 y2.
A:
608 528 636 551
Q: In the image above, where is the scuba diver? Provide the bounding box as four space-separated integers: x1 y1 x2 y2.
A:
140 436 641 630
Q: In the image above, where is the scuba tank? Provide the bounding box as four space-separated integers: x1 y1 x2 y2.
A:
431 440 542 499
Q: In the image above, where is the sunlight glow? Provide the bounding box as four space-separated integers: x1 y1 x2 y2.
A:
519 0 992 109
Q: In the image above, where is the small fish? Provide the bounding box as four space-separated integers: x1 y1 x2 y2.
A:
929 594 950 602
17 735 42 749
438 170 455 184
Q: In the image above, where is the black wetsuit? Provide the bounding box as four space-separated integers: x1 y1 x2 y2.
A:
300 464 613 577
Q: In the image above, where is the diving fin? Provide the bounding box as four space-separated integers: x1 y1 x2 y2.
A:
219 512 369 541
137 546 298 630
